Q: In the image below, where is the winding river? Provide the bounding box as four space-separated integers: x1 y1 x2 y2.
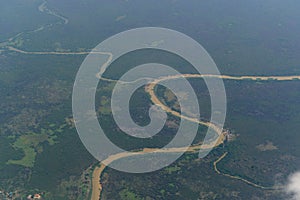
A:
5 46 296 199
1 2 297 198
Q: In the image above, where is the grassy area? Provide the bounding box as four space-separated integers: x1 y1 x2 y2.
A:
165 165 181 174
7 131 57 168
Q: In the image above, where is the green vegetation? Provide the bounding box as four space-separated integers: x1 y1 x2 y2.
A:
1 0 300 199
165 165 181 174
7 132 57 167
119 189 142 200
